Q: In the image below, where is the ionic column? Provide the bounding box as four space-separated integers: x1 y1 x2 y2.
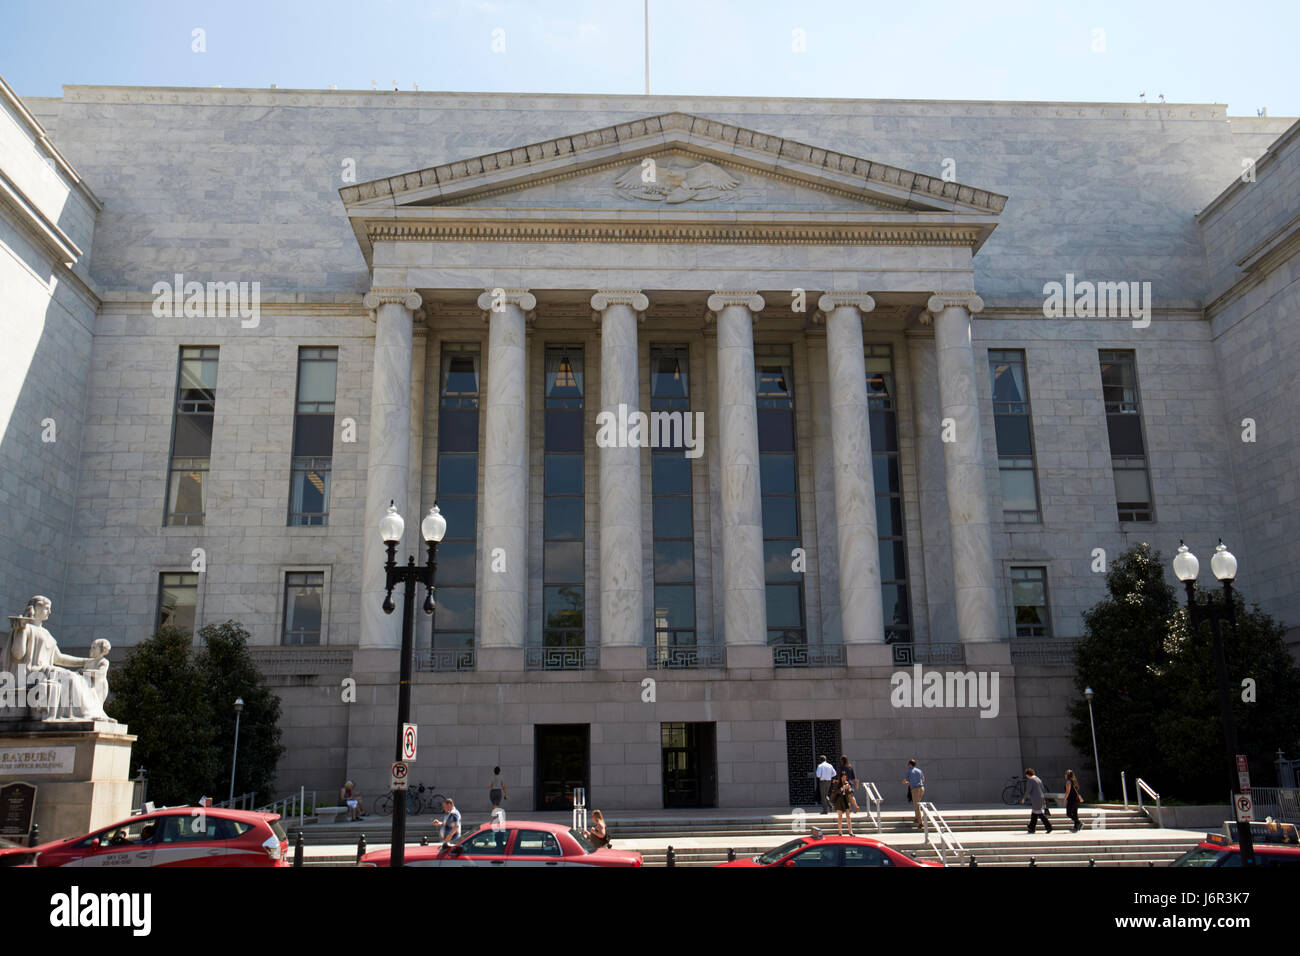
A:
476 288 534 650
708 292 767 655
929 292 998 644
360 288 421 649
818 293 885 644
592 291 648 652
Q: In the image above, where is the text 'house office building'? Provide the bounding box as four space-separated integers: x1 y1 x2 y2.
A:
2 78 1297 809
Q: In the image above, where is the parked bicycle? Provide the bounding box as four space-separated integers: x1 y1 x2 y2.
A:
375 783 446 817
1001 775 1026 805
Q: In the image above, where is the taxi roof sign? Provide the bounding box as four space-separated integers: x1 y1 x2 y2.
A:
1222 820 1299 845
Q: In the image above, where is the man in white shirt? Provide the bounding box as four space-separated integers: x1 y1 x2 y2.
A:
815 755 836 814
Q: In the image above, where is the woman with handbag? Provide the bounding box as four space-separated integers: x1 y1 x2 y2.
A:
1064 769 1085 832
832 772 854 837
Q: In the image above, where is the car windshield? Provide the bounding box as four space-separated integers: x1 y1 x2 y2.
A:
756 839 806 865
1170 847 1229 867
569 828 596 853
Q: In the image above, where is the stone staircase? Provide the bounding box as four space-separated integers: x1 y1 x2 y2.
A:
289 805 1204 867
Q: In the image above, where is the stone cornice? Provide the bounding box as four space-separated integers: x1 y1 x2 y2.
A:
364 219 988 247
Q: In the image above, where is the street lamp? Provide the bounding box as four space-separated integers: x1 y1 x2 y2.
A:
1084 687 1105 801
1174 539 1254 866
380 500 446 868
229 697 244 804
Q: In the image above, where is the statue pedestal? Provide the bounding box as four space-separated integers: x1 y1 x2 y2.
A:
0 719 136 842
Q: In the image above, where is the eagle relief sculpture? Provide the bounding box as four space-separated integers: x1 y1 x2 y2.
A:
614 159 741 203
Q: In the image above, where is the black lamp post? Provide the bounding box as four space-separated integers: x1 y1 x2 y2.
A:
379 500 446 868
229 697 244 804
1173 539 1254 866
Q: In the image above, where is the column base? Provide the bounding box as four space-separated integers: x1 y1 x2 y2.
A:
725 644 775 671
599 645 645 671
963 641 1013 668
476 647 525 672
846 644 895 668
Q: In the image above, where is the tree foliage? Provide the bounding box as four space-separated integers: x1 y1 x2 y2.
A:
1071 543 1300 802
106 621 284 806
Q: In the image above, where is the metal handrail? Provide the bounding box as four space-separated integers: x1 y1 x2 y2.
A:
214 791 255 810
862 781 883 833
1136 778 1162 828
919 801 964 864
256 786 316 829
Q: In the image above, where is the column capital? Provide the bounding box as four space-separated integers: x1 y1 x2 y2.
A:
816 291 877 315
476 287 537 319
363 287 422 311
926 291 985 316
590 290 649 315
707 291 765 313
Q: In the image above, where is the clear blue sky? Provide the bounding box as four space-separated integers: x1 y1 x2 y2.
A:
2 0 1297 115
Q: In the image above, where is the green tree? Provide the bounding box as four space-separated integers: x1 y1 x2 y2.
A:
107 626 219 806
106 620 285 807
1071 543 1300 802
197 621 284 805
1157 592 1300 800
1069 543 1177 795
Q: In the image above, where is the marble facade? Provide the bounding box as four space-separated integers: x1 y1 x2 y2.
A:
3 80 1298 809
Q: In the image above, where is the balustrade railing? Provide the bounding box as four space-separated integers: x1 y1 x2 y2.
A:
526 646 598 671
772 644 846 668
1009 638 1080 667
248 647 353 676
646 644 726 669
417 648 476 672
890 642 966 666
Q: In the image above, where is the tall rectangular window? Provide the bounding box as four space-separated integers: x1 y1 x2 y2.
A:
156 572 198 634
543 347 585 651
288 347 338 526
1011 567 1051 637
866 346 912 641
989 349 1041 523
650 346 696 659
282 571 324 645
433 344 480 654
1099 350 1154 521
756 347 804 647
165 347 218 526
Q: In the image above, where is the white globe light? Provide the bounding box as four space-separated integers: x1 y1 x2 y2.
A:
1210 540 1237 582
1172 541 1199 582
421 504 447 543
379 501 404 544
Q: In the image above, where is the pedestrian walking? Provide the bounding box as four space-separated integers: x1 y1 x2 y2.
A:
1022 768 1053 833
832 771 855 836
1064 769 1084 832
839 755 860 813
439 797 462 846
815 754 836 814
903 759 925 829
488 766 508 811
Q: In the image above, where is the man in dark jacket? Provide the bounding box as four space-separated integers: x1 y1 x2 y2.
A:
1021 768 1053 833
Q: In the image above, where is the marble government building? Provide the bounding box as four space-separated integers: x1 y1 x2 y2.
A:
2 76 1298 810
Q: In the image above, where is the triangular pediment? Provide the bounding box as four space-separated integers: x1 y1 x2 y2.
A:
341 112 1006 261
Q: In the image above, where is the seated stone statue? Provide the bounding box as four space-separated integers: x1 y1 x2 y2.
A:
3 596 107 721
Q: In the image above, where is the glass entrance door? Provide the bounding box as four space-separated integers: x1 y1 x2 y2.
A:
662 722 717 808
534 724 589 812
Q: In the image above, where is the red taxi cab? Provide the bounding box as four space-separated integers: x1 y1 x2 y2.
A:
717 829 941 867
32 807 289 867
360 819 643 867
1170 820 1300 867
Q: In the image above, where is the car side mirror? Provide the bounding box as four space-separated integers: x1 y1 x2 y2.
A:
449 844 463 854
783 859 796 867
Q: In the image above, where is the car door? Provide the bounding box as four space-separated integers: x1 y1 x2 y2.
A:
508 828 565 866
787 843 843 867
843 844 894 867
151 813 227 866
449 826 512 867
73 818 157 868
